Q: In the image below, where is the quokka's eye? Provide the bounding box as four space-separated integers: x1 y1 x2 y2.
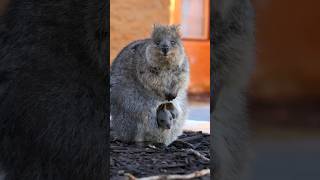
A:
155 40 160 45
170 40 176 45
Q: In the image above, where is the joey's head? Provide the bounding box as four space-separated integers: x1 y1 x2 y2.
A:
146 24 185 66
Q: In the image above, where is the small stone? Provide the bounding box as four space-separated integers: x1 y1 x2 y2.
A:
117 170 125 175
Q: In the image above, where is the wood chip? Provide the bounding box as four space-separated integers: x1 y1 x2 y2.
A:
124 169 210 180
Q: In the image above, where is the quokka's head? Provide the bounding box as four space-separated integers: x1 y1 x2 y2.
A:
147 24 185 65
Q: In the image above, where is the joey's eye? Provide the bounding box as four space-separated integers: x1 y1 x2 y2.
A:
170 40 176 45
155 40 160 45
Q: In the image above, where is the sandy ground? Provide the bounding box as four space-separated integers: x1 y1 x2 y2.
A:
184 103 210 134
184 120 210 134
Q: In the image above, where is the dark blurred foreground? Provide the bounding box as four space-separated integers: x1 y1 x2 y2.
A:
249 99 320 180
248 1 320 179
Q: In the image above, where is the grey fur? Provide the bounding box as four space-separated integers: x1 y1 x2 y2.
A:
111 24 189 145
212 0 255 180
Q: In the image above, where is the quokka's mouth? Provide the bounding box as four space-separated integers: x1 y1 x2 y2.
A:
160 51 172 57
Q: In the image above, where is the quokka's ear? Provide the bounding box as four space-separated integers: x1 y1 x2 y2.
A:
153 23 161 30
170 24 181 32
170 24 182 37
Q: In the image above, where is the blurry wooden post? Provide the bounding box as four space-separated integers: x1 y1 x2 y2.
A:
0 0 10 15
110 0 170 63
251 0 320 102
170 0 210 95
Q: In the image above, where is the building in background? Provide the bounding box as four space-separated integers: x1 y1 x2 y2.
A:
170 0 210 94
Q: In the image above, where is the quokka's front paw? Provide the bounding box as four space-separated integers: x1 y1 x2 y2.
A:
165 102 178 119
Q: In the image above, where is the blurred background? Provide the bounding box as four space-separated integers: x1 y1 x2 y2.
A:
110 0 210 133
2 0 319 178
250 0 320 179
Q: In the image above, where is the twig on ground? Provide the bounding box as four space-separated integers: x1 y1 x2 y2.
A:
178 134 204 142
124 169 210 180
169 140 195 149
185 149 210 162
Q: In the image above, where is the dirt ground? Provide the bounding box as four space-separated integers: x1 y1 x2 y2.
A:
110 131 211 180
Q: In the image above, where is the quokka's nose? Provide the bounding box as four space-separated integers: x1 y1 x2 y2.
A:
161 45 169 55
165 93 176 101
165 122 171 129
